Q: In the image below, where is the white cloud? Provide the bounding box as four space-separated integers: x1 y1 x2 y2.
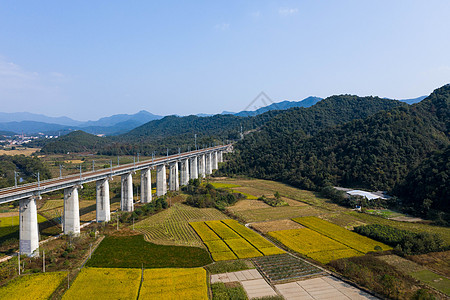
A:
279 7 298 16
214 23 230 31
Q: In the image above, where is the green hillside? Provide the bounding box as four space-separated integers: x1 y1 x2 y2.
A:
221 85 449 200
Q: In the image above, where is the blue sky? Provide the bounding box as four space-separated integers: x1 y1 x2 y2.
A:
0 1 449 120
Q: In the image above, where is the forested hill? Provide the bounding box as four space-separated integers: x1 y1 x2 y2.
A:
261 95 406 138
0 155 51 188
221 85 449 211
41 130 109 154
40 111 283 155
394 145 450 213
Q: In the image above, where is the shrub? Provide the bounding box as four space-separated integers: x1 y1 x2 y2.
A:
353 224 446 255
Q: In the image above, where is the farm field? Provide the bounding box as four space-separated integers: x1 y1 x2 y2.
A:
0 271 67 300
62 268 141 300
250 219 304 233
229 203 321 223
86 234 212 268
0 147 40 156
407 250 450 277
135 203 227 247
191 219 283 261
268 228 362 264
377 255 450 296
39 198 120 224
0 214 47 243
140 268 208 299
211 178 333 208
293 216 392 252
251 253 324 283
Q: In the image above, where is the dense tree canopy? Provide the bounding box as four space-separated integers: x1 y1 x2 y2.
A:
220 85 449 213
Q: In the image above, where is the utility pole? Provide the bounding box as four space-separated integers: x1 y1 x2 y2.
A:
14 171 18 187
166 148 169 157
92 160 95 172
194 134 197 150
117 156 120 166
59 165 62 178
137 153 140 163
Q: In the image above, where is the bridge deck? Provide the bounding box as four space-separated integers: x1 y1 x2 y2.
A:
0 145 229 204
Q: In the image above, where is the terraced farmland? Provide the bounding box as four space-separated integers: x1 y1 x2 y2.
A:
190 219 284 261
268 228 362 264
134 203 227 247
0 271 67 300
293 216 391 252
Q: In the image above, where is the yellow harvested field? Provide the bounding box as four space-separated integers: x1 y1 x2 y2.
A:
62 268 141 300
250 219 304 233
0 271 67 300
64 160 84 164
222 219 284 254
204 239 232 253
211 251 238 261
268 228 362 264
140 268 208 300
209 182 241 189
293 217 392 252
192 219 283 261
0 148 40 156
190 221 221 242
0 214 46 227
205 220 241 239
230 200 271 211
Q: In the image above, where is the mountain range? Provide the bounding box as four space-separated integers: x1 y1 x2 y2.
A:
0 95 427 136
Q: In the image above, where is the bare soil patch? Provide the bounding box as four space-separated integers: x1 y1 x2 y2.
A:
376 255 425 273
230 200 271 211
250 219 304 233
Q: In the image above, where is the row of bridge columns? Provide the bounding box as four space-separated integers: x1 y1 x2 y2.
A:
18 150 223 256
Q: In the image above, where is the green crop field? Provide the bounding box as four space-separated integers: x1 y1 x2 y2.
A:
135 203 227 247
293 217 392 253
86 235 212 268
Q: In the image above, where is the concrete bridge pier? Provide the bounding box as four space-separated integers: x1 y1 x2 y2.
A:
141 168 152 204
180 158 189 186
121 173 134 212
198 154 206 178
218 151 223 163
156 164 167 196
64 185 81 235
96 178 110 222
169 162 179 191
19 196 40 256
190 156 198 179
213 151 218 170
206 153 212 175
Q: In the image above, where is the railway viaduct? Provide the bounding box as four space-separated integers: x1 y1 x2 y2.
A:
0 145 231 256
